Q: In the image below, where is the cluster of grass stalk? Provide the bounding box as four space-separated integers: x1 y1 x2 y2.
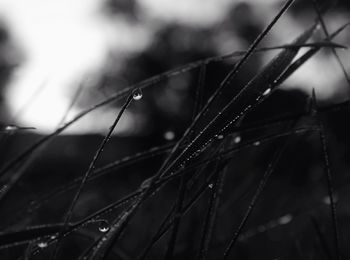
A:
0 0 349 259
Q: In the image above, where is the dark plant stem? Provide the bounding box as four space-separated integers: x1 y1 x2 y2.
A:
311 89 340 260
50 94 134 260
222 123 294 259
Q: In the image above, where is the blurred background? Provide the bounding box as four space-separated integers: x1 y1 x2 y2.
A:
0 0 350 259
0 0 349 135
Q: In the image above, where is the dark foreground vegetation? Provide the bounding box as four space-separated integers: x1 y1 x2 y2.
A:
1 0 350 259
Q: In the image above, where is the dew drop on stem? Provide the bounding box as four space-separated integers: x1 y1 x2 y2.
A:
37 242 47 248
262 88 271 96
253 141 260 146
5 125 18 131
277 214 293 225
132 88 143 100
323 194 338 205
234 136 241 144
216 134 224 140
98 220 110 233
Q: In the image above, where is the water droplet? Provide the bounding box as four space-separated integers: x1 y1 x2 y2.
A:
140 177 153 190
0 185 8 194
322 194 338 205
132 88 142 100
208 183 213 189
262 88 271 96
323 196 331 205
278 214 293 225
5 125 18 131
37 242 47 248
234 136 241 144
98 221 110 233
216 134 224 140
253 141 260 146
164 131 175 141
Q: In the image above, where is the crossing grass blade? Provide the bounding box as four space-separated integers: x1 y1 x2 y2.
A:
50 94 134 260
311 89 341 260
222 121 297 259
